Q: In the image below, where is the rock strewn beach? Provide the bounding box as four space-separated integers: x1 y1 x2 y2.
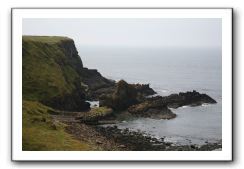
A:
95 125 222 151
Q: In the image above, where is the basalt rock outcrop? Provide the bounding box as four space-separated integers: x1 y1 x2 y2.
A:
161 90 217 108
132 83 156 97
98 80 158 110
126 90 217 119
80 68 116 100
128 97 176 119
98 80 216 119
99 80 139 110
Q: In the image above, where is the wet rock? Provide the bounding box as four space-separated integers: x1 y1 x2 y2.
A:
128 97 176 119
163 90 217 108
128 90 217 112
96 126 222 151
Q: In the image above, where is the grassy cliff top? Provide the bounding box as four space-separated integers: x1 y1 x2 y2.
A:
22 35 87 111
23 36 73 44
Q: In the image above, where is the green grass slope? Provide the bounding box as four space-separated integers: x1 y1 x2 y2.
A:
22 100 92 151
22 36 88 111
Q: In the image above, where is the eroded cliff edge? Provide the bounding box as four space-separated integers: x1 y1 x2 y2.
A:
22 36 114 111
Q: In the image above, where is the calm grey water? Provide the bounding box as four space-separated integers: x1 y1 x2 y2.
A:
79 46 222 145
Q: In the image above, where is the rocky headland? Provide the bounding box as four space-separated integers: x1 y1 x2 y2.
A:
22 36 219 151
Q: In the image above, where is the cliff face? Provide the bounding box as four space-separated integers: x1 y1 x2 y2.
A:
22 36 112 111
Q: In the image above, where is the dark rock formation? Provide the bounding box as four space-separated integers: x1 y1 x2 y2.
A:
89 85 116 100
132 83 156 97
80 68 115 90
42 90 90 112
127 90 216 119
162 90 217 108
89 82 156 101
80 68 116 100
99 80 138 110
98 83 216 119
128 98 176 119
99 80 157 110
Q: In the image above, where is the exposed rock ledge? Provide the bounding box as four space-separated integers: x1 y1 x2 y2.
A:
162 90 217 108
96 80 217 121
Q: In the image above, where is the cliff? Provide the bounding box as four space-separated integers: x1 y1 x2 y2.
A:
22 36 113 111
22 36 118 150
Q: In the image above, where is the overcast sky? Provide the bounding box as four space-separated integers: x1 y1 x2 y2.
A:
23 18 221 49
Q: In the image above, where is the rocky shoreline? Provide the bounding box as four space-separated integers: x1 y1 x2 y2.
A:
95 125 222 151
53 113 222 151
48 67 219 151
51 103 222 151
80 80 217 122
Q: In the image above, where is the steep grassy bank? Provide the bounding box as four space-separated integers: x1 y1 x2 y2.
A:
22 100 93 150
23 36 90 111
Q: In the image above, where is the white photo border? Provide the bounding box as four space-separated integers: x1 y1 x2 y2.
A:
11 8 233 161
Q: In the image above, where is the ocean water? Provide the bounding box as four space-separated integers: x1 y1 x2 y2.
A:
78 46 222 145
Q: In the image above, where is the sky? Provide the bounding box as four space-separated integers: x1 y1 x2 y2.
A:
23 18 221 49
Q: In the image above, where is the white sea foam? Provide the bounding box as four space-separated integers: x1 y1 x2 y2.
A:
182 105 189 108
86 100 99 108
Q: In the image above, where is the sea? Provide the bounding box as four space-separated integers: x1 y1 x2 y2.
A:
78 46 222 145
